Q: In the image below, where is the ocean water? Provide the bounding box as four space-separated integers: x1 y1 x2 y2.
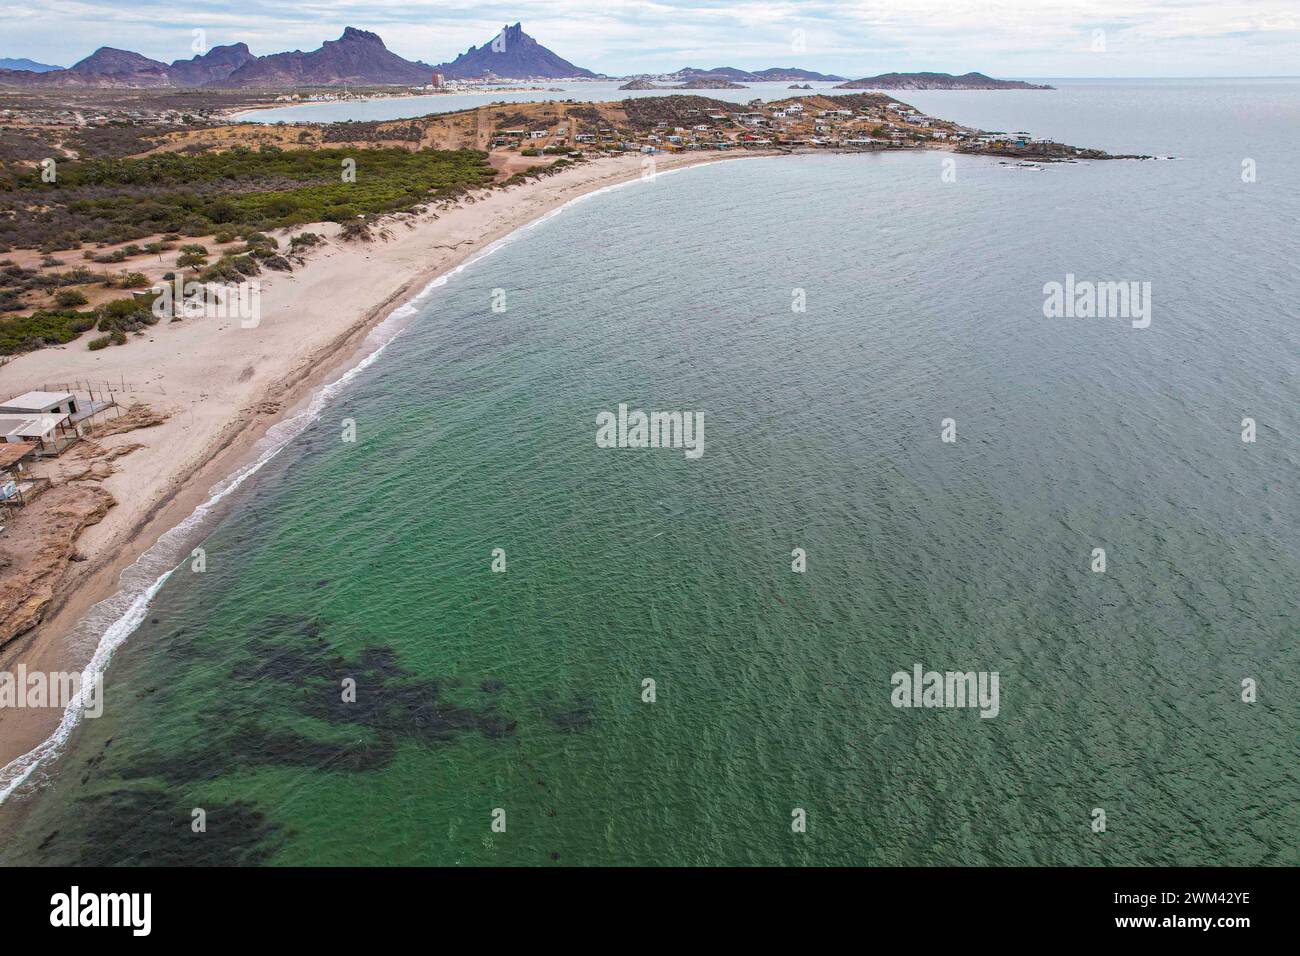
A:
236 80 851 123
1 80 1297 865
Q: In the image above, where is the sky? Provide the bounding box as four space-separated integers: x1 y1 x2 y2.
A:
4 0 1299 77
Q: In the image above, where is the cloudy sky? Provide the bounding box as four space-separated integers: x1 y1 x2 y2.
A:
6 0 1299 76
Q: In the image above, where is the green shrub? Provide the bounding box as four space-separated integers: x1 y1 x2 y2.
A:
55 289 89 307
0 148 496 250
95 295 158 333
0 308 97 354
289 232 323 251
338 220 372 242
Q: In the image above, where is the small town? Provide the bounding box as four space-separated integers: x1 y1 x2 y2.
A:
247 91 1092 160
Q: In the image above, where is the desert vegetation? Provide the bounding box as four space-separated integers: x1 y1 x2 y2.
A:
0 145 496 251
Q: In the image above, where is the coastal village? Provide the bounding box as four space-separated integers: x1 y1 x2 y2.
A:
473 93 1072 158
1 88 1100 172
182 92 1080 159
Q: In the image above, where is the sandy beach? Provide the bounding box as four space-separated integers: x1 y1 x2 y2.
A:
0 148 755 773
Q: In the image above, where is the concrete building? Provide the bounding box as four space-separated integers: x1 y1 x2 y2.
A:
0 390 78 417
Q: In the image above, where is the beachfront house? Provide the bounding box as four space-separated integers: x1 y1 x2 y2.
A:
0 390 101 456
0 441 45 507
0 413 78 456
0 390 79 417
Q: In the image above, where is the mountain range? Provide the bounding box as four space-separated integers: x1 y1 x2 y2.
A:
0 41 258 88
834 71 1053 90
667 66 847 82
209 29 430 87
431 22 597 79
0 28 1052 91
0 57 62 72
0 24 591 89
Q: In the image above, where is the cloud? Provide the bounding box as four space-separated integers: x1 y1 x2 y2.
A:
2 0 1297 75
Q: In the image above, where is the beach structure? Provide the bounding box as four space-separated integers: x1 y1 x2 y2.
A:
0 441 45 507
0 390 79 417
0 413 79 456
0 389 116 456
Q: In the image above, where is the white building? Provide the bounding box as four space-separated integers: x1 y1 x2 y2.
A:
0 390 105 455
0 391 78 417
0 414 79 455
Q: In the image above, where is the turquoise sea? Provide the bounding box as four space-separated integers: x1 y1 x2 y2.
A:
1 79 1297 865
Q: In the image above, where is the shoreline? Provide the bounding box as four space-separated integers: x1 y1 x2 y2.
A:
0 148 760 793
222 83 571 123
